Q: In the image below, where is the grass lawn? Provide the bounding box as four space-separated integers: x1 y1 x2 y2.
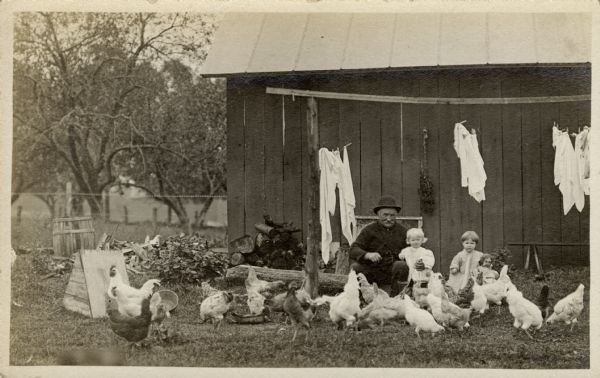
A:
10 251 589 368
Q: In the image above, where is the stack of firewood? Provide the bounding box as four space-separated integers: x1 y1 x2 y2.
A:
229 215 305 270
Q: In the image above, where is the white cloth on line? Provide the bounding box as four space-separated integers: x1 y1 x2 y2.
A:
319 148 339 264
574 127 590 195
552 126 585 214
453 123 487 202
339 146 357 246
319 147 358 264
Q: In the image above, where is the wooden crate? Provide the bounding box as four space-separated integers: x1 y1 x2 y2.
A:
52 217 96 258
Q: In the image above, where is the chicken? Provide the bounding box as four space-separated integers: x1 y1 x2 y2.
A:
266 292 287 313
282 284 316 342
245 266 286 295
470 272 488 315
199 291 235 330
357 283 387 319
403 294 444 339
107 265 160 317
546 283 585 331
247 288 266 315
358 308 401 329
482 264 510 307
200 281 220 299
505 282 543 339
105 293 164 345
534 285 552 322
453 277 475 308
426 293 471 330
428 272 447 299
314 269 361 329
357 273 389 304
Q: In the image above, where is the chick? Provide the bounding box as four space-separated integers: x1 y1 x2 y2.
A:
282 284 315 342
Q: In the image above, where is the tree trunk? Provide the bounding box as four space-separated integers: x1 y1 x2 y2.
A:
196 196 214 227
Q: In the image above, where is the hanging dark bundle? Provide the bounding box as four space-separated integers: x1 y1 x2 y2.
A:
418 129 435 214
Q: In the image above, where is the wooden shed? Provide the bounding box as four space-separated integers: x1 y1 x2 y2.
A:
202 13 591 273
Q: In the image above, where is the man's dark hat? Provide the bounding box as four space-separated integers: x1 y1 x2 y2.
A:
373 196 402 214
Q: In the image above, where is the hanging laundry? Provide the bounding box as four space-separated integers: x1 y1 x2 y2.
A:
319 148 339 264
453 123 487 202
339 146 357 245
574 126 590 195
552 126 585 214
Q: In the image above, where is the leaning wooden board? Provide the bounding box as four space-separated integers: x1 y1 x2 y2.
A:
63 250 129 318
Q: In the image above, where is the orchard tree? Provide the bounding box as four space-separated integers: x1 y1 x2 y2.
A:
13 12 224 224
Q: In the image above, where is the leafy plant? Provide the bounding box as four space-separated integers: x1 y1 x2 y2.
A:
149 234 229 284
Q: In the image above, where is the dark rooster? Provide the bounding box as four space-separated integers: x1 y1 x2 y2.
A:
534 285 552 321
105 294 165 346
282 283 315 343
453 277 475 308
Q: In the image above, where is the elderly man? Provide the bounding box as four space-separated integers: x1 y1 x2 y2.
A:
349 196 410 296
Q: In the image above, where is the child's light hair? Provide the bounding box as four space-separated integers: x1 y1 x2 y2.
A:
406 228 428 244
461 230 479 243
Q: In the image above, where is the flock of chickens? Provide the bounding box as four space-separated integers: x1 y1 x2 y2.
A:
105 263 586 347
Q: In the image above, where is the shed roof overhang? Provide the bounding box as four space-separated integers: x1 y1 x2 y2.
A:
200 13 591 78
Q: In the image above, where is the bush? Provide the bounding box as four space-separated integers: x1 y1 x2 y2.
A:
149 234 229 285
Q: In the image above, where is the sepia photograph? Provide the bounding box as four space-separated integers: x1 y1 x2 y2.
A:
1 1 597 375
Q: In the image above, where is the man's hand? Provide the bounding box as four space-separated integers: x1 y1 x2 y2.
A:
364 252 382 263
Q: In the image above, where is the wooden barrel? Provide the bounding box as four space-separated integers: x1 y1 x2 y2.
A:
52 217 96 258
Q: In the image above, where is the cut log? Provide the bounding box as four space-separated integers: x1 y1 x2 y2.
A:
230 253 245 266
226 265 347 293
335 245 351 275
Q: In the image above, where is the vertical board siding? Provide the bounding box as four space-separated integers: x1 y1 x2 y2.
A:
244 84 267 236
226 81 246 241
228 67 589 269
359 96 382 215
520 72 543 267
458 72 485 248
399 75 422 219
380 74 404 207
538 71 562 266
419 71 442 268
499 74 523 264
264 92 284 224
282 90 304 241
438 73 463 271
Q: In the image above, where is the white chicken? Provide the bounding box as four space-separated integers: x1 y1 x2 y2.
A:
314 269 361 329
245 266 286 295
247 288 266 315
482 264 511 307
199 291 234 329
200 281 220 299
403 294 444 339
428 272 448 299
357 273 389 304
107 265 161 317
470 272 488 315
426 293 470 330
357 283 387 319
546 283 585 331
505 282 543 339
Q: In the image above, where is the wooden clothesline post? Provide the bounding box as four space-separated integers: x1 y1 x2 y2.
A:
304 96 320 298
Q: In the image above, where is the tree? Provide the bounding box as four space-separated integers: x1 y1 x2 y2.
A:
13 12 222 223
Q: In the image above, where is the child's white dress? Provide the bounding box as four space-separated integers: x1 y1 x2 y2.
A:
447 250 483 293
398 246 435 283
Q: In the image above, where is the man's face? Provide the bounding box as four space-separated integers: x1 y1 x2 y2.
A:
377 208 398 228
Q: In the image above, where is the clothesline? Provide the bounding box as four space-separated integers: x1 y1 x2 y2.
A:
266 87 591 105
